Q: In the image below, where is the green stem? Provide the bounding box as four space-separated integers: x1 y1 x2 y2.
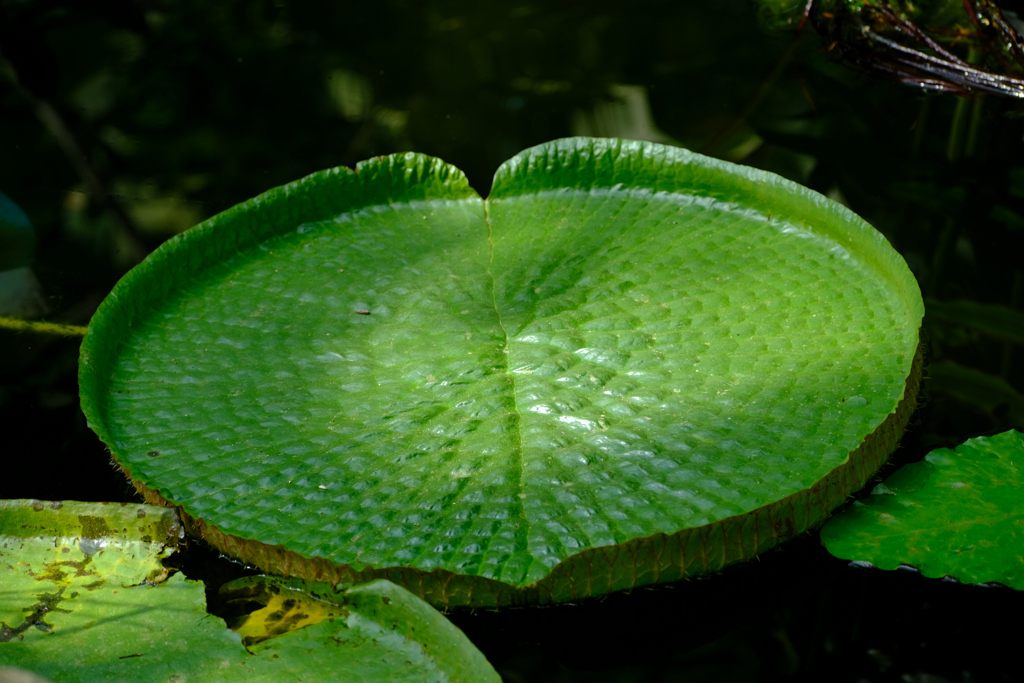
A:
0 316 88 337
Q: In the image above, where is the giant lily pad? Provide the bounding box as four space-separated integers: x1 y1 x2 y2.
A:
0 499 499 681
79 137 924 607
822 430 1024 588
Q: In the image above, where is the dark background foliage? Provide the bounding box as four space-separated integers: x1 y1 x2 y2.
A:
1 0 1022 680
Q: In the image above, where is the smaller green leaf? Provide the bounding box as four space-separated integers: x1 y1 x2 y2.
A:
821 430 1024 589
926 298 1024 346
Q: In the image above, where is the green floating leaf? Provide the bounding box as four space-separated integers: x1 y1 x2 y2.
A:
822 430 1024 589
0 500 498 682
79 137 924 606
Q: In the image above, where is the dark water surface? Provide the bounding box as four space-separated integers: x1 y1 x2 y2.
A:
3 1 1023 680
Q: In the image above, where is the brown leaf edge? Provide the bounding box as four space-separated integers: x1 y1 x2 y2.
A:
122 341 924 609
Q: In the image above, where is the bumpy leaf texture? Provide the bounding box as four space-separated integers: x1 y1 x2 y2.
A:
80 138 924 606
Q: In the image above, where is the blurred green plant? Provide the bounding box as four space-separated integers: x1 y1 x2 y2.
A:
0 192 48 322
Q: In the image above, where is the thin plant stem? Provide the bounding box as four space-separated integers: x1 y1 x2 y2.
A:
0 316 88 337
